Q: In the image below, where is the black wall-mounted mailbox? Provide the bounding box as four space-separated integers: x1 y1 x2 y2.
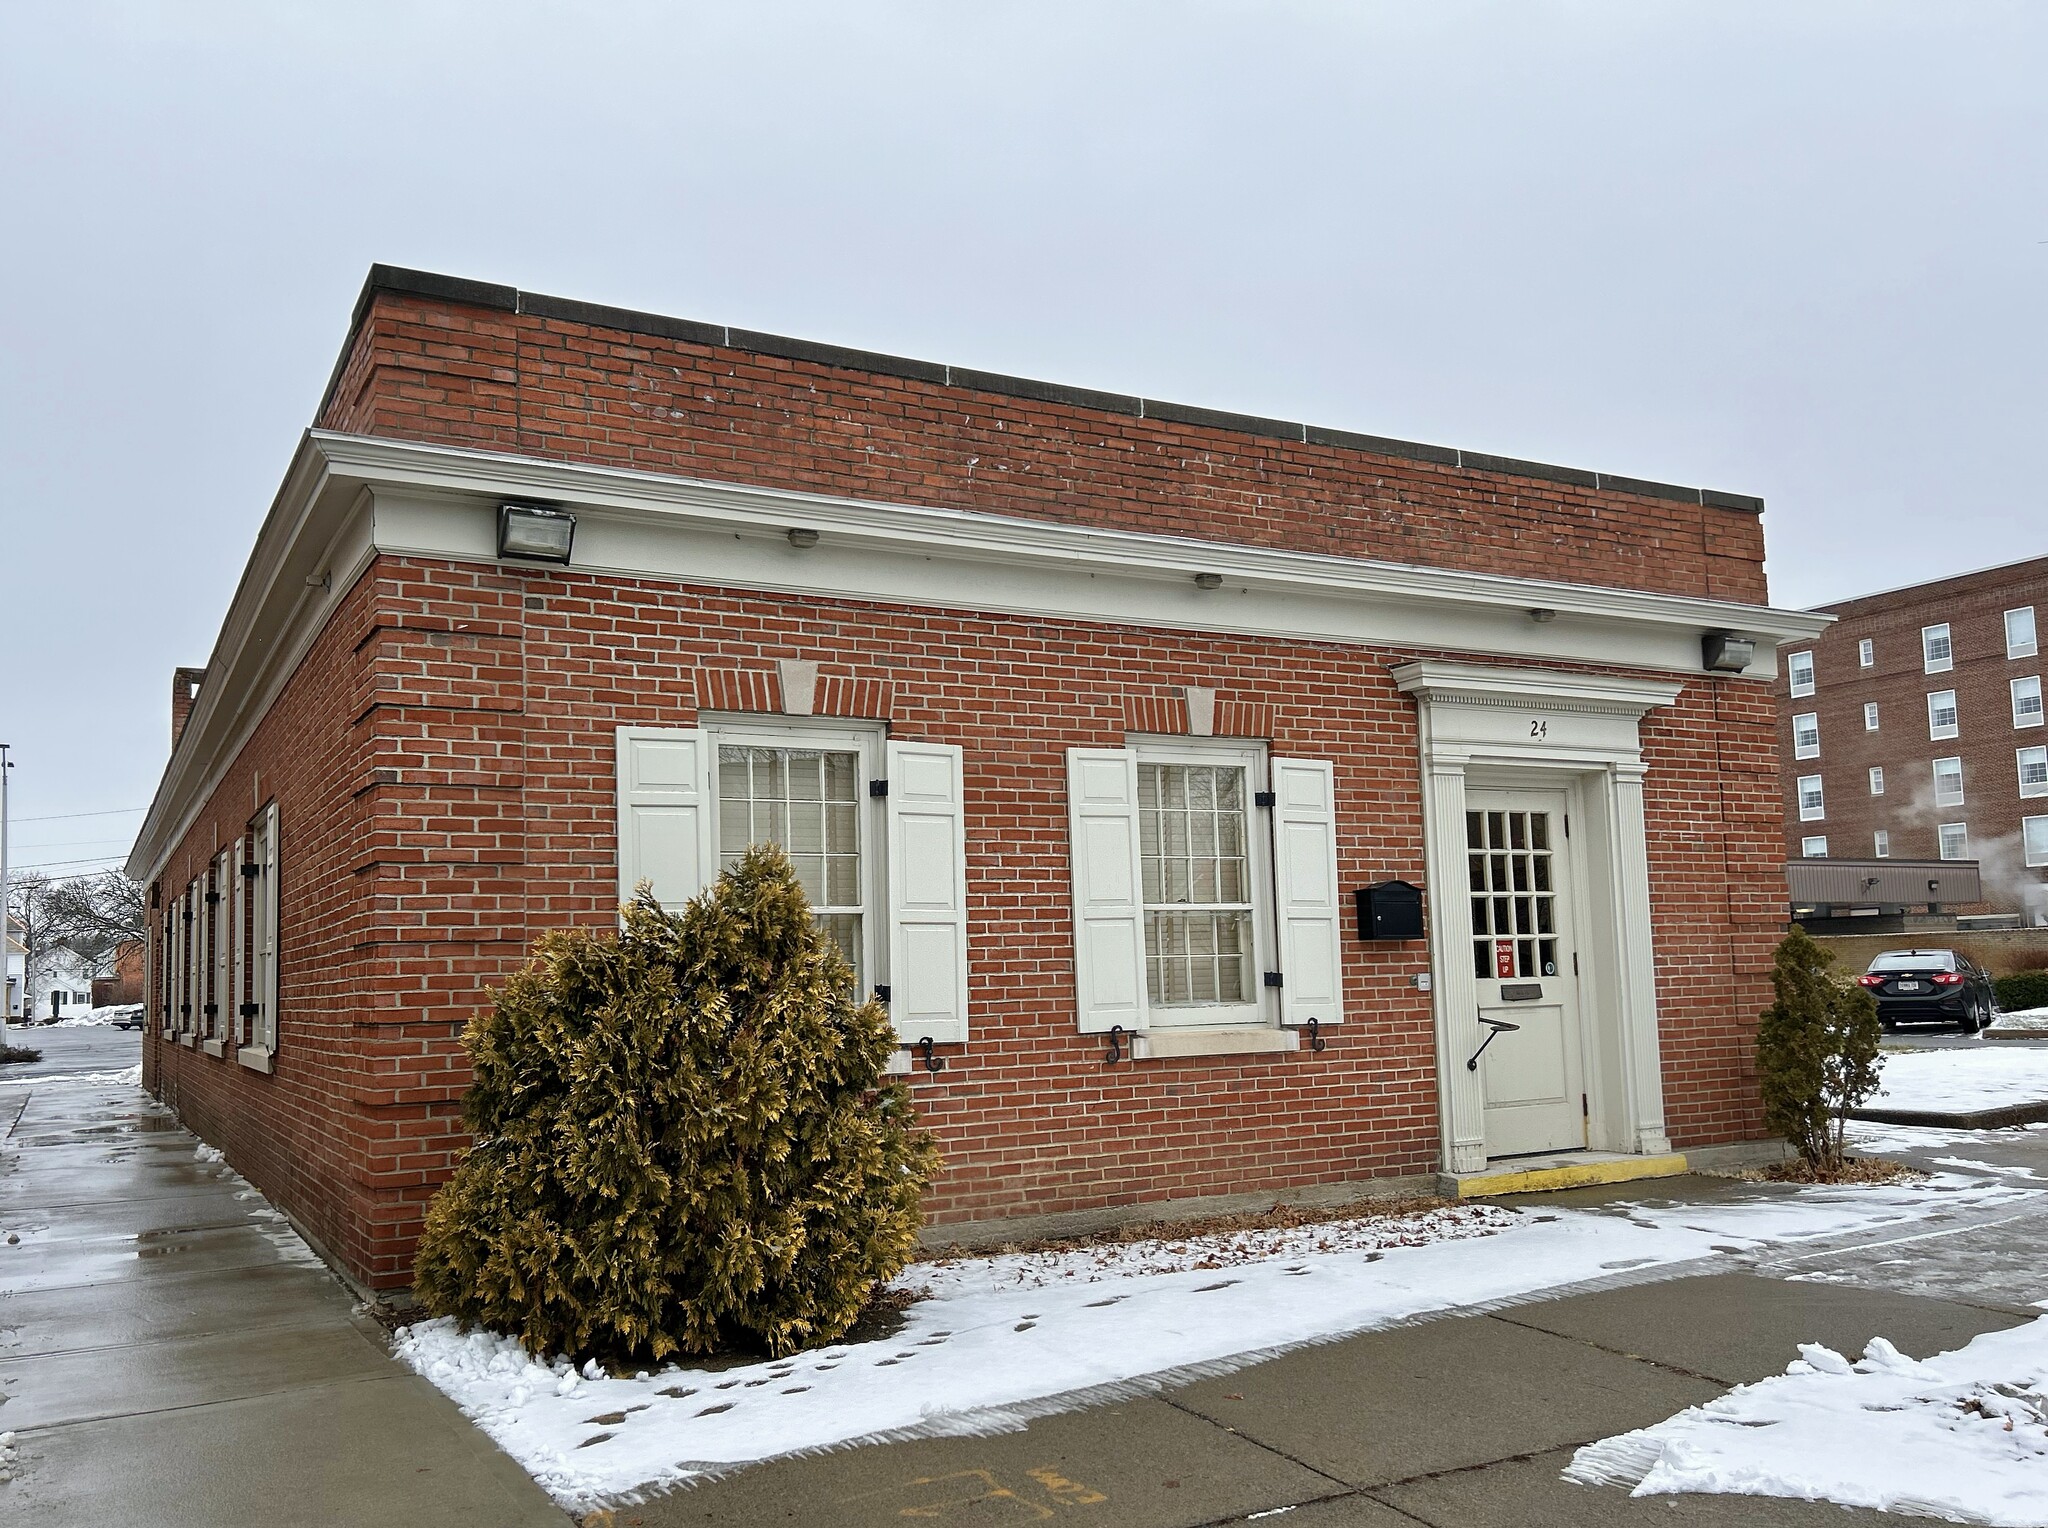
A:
1356 879 1424 941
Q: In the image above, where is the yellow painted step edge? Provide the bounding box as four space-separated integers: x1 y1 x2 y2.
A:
1450 1153 1690 1198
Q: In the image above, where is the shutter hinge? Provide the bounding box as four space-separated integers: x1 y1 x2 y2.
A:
1263 971 1284 989
1573 952 1580 976
1254 790 1277 808
872 984 891 1003
868 779 888 798
241 862 260 879
239 1002 260 1018
204 1003 217 1017
1581 1093 1590 1117
205 891 220 905
1564 814 1571 838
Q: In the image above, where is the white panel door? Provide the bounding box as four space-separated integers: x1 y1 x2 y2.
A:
1466 788 1586 1157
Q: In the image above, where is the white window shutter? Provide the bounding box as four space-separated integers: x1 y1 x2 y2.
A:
1067 748 1149 1034
885 741 969 1045
1271 757 1345 1026
615 727 715 914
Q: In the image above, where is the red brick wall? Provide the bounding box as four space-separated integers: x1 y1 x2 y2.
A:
318 290 1768 606
147 549 1777 1288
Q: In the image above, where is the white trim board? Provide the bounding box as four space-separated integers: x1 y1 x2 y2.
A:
130 430 1828 882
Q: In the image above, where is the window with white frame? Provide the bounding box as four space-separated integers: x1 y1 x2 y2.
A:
1067 743 1341 1040
1873 828 1891 858
1788 650 1815 697
1797 774 1825 821
1858 637 1874 668
1792 712 1820 759
2020 745 2048 799
1864 701 1880 732
2015 676 2044 729
209 848 234 1047
1801 836 1828 858
1939 822 1969 860
180 880 198 1036
1928 689 1959 740
616 724 968 1045
1923 624 1953 673
243 803 280 1059
1933 756 1965 808
2026 815 2048 869
2008 607 2039 660
1869 765 1885 795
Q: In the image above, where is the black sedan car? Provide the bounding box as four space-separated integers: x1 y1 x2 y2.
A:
1857 949 1999 1032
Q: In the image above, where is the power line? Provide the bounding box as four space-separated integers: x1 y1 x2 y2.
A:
9 853 130 871
12 806 148 824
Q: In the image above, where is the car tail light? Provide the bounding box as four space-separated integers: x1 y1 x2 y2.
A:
1857 974 1885 987
1932 972 1966 986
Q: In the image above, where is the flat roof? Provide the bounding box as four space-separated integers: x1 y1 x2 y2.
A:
324 264 1767 517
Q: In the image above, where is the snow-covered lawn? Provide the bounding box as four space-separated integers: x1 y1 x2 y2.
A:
1875 1047 2048 1114
50 1003 143 1028
1991 1005 2048 1034
1567 1319 2048 1525
394 1172 2039 1511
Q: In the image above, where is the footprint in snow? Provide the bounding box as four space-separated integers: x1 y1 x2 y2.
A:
1194 1280 1239 1292
744 1378 771 1387
715 1379 740 1390
782 1385 810 1394
875 1358 901 1367
696 1402 734 1416
658 1386 696 1399
816 1363 838 1371
1600 1258 1655 1270
1014 1321 1036 1331
1085 1296 1126 1308
578 1432 613 1448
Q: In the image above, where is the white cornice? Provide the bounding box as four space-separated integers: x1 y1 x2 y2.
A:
129 430 1823 881
1388 660 1685 718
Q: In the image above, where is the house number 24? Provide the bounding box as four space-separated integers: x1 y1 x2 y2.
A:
1528 719 1549 740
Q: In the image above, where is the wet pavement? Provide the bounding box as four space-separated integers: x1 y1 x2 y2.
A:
0 1067 568 1526
0 1020 141 1079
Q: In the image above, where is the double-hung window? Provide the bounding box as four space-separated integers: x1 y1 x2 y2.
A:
2020 746 2048 799
1797 775 1825 821
1801 835 1828 858
241 803 280 1067
617 723 968 1045
1939 822 1969 861
1864 702 1880 732
2008 607 2039 660
1933 756 1965 808
2015 676 2044 729
1923 624 1953 673
1792 713 1819 759
1873 829 1891 858
1858 638 1874 668
1928 690 1959 740
2026 815 2048 869
1788 651 1815 697
1869 765 1885 795
1068 743 1340 1048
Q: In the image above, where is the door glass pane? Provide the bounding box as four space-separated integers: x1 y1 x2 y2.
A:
1470 809 1559 982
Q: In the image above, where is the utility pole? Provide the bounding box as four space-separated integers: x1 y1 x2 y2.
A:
1 742 12 1046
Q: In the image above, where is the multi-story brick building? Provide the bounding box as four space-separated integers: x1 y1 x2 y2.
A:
1775 555 2048 925
127 266 1823 1292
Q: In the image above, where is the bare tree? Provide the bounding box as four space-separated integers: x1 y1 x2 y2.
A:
7 873 66 1008
45 871 146 980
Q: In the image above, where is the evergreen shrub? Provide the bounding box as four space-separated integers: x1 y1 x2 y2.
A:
1755 924 1882 1177
1994 971 2048 1013
414 845 941 1365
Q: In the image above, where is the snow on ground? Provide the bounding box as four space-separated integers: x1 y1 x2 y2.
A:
0 1063 142 1088
1875 1047 2048 1113
1991 1005 2048 1034
51 1003 143 1028
394 1172 2039 1511
1566 1319 2048 1526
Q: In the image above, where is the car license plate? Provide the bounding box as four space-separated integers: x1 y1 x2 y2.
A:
1896 980 1922 992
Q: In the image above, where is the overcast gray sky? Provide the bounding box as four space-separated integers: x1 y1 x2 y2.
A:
2 1 2043 873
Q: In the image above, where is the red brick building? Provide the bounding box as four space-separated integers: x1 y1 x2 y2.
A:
128 266 1823 1291
1774 555 2048 924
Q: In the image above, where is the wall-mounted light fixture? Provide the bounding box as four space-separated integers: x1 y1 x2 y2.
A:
1526 607 1556 624
1701 632 1756 673
1193 571 1223 590
497 503 576 564
787 527 820 549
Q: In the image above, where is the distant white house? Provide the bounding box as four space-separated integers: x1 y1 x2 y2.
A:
4 914 21 1022
27 945 98 1022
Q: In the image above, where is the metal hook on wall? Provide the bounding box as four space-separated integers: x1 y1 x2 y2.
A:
1104 1024 1126 1066
917 1036 944 1074
1305 1016 1327 1053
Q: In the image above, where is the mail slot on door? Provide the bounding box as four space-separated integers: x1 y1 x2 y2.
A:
1498 983 1544 1002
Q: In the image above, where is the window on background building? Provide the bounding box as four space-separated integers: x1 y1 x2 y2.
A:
1859 638 1875 668
1864 701 1880 731
1793 712 1820 759
2015 676 2044 729
1801 836 1829 857
1874 829 1891 858
1923 624 1953 674
2021 746 2048 799
1928 689 1959 740
2009 607 2039 660
1798 774 1825 821
1869 765 1885 795
1934 756 1965 808
1788 650 1815 697
1939 822 1970 860
2026 815 2048 869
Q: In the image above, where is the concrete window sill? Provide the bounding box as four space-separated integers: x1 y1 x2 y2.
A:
236 1045 274 1075
177 1033 196 1049
202 1038 226 1059
1130 1027 1301 1060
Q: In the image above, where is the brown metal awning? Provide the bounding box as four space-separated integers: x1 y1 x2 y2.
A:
1786 858 1980 908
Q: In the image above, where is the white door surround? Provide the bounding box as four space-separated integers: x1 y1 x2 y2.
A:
1391 660 1684 1175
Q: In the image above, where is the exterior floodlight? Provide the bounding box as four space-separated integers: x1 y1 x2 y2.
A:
1193 572 1223 590
787 527 820 549
1701 633 1755 673
497 503 576 564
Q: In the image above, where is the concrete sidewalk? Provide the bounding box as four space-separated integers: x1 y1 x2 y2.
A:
0 1069 568 1528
